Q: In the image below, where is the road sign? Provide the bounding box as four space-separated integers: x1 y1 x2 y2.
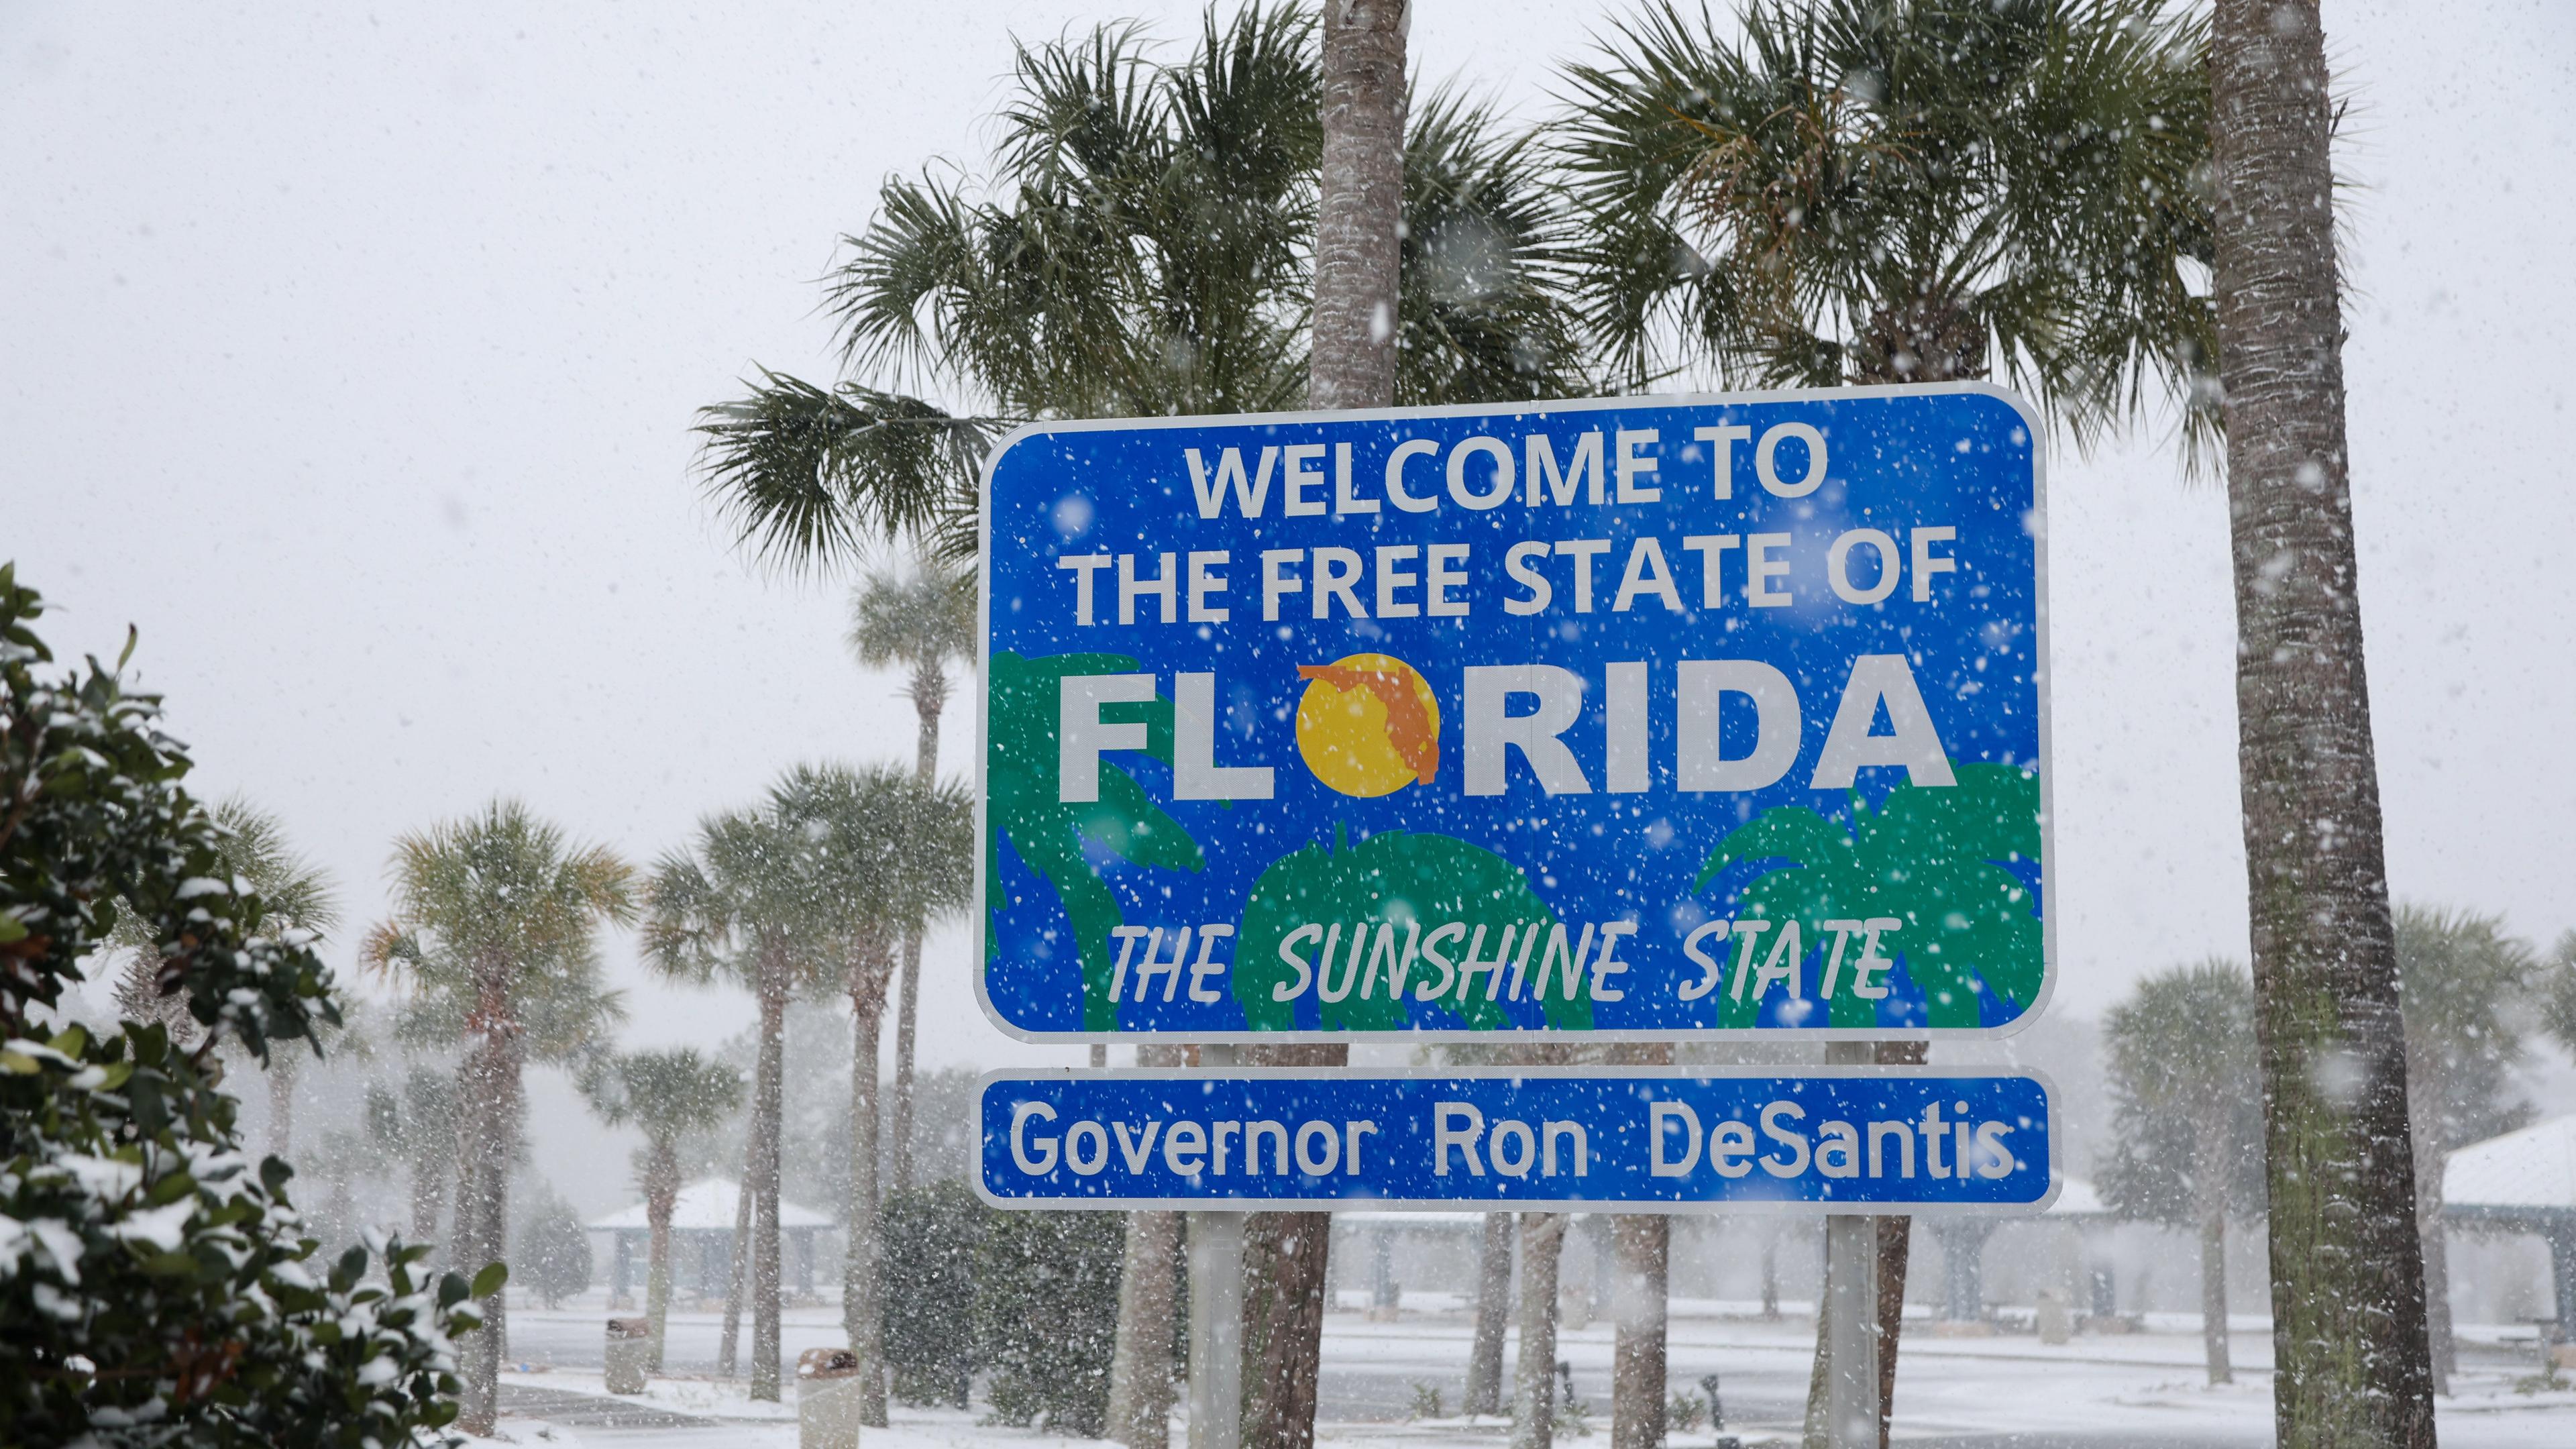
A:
976 1067 2056 1212
978 384 2051 1041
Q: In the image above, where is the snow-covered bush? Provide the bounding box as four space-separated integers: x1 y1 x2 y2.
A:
1 563 497 1446
513 1188 593 1311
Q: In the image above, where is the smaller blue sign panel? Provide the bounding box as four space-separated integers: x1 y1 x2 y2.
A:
977 1069 2054 1213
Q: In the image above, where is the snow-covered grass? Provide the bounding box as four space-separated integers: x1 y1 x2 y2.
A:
476 1306 2576 1448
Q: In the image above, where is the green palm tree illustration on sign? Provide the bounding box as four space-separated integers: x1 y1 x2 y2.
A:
1234 827 1591 1032
986 651 1204 1030
1694 763 2042 1028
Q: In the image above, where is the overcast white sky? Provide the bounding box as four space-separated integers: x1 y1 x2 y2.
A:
6 2 2573 1203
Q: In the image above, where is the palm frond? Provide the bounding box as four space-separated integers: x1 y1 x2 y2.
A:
1559 0 2216 465
694 373 996 575
1398 86 1591 404
847 558 978 674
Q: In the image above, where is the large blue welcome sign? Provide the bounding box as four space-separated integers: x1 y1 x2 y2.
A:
977 1069 2057 1212
978 385 2051 1040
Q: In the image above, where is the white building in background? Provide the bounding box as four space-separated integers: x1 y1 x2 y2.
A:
2446 1115 2576 1339
587 1178 836 1305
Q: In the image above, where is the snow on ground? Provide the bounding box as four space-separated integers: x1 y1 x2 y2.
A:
479 1299 2576 1449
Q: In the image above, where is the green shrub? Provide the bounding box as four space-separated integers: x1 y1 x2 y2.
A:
881 1178 989 1407
973 1204 1122 1434
516 1188 595 1309
0 564 493 1445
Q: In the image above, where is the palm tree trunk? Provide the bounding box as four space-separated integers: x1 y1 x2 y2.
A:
454 989 520 1438
1238 11 1409 1440
2210 4 2436 1445
2420 1209 2454 1393
1873 1041 1923 1449
410 1150 445 1260
846 980 892 1427
890 673 941 1193
1760 1224 1782 1320
751 974 787 1402
1605 1040 1670 1449
646 1138 680 1374
890 928 923 1191
1464 1213 1515 1417
718 1122 755 1379
1510 1212 1568 1449
1240 1044 1342 1449
449 1117 491 1433
2410 1065 2454 1392
1108 1207 1182 1449
1311 0 1407 411
1869 1216 1910 1449
1610 1214 1668 1449
2191 1108 2233 1386
1108 1042 1187 1449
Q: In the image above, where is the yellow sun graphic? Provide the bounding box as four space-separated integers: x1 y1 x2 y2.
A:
1293 652 1441 798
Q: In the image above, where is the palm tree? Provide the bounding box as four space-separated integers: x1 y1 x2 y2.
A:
114 796 342 1154
775 762 971 1426
847 561 975 1192
2394 905 2537 1390
2099 961 2262 1385
1560 8 2210 1433
2208 0 2435 1436
693 2 1585 577
1559 0 2214 430
643 799 835 1403
365 800 636 1435
693 13 1586 1445
580 1048 745 1373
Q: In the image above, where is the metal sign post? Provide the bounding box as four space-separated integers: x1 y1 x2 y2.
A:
1818 1041 1878 1449
1185 1043 1243 1449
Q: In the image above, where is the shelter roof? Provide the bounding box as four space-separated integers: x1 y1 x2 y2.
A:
588 1177 833 1232
2046 1175 2109 1217
2446 1115 2576 1213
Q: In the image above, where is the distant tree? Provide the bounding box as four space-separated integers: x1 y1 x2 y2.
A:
774 762 971 1426
580 1047 743 1371
113 796 343 1157
1 563 487 1446
643 784 853 1404
516 1185 597 1311
2394 904 2538 1389
302 1124 374 1253
2098 960 2263 1385
847 560 976 1194
2544 930 2576 1057
366 800 635 1434
976 1204 1125 1436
